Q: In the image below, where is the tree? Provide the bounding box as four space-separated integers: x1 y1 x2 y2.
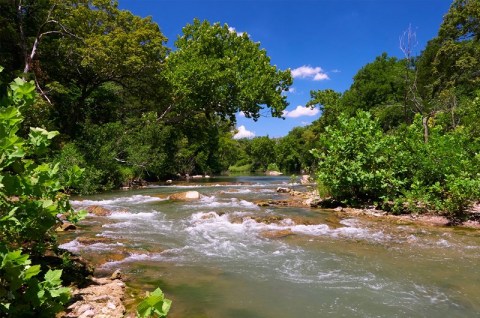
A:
37 0 168 135
164 19 292 124
248 136 276 171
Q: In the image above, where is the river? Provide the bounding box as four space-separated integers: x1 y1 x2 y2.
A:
59 176 480 317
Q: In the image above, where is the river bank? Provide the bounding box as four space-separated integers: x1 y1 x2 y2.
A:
259 185 480 229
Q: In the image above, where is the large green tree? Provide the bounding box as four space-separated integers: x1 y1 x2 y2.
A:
164 19 292 123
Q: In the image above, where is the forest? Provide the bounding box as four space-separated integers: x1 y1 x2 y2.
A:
1 0 480 316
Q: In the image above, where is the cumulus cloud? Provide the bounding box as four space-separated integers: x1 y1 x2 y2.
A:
283 105 320 118
233 125 256 139
228 26 246 37
291 66 329 81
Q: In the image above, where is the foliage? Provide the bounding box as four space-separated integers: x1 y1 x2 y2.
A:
267 163 280 172
166 18 292 123
52 143 103 194
136 287 172 318
228 163 252 173
0 73 84 316
311 112 399 204
0 248 70 318
311 111 480 220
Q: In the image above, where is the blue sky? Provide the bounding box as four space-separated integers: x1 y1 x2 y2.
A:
118 0 453 138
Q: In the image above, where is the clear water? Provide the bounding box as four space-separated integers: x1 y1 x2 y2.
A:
60 176 480 317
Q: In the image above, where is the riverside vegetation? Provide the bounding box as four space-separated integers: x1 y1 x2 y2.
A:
1 0 480 316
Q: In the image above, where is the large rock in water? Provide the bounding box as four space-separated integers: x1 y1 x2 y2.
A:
86 205 112 216
169 191 201 201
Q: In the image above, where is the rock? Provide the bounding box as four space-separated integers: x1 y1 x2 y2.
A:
192 175 203 178
267 171 283 176
334 206 344 212
300 175 312 184
77 237 112 245
169 191 201 201
63 277 126 318
165 179 173 184
86 205 112 216
256 201 271 207
261 229 294 239
56 221 77 232
276 187 291 193
78 309 95 318
110 269 122 280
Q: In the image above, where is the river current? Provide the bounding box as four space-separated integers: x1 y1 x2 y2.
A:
59 176 480 317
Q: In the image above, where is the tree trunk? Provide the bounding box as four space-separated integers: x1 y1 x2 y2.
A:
422 115 429 143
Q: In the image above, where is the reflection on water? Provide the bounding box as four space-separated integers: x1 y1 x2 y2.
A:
61 176 480 317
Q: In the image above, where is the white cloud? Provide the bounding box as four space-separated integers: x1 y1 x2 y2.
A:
287 87 296 93
314 73 329 81
238 111 246 117
228 26 246 37
233 125 256 139
291 65 329 81
283 105 319 118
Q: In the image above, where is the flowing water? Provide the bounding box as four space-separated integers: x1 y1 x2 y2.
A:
59 176 480 317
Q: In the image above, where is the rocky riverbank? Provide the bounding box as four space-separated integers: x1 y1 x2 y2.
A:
256 186 480 229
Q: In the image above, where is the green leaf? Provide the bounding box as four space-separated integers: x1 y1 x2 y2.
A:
44 269 62 286
24 265 41 280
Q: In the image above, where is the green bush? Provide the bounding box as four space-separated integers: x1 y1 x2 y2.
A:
0 70 85 316
311 111 480 220
311 111 400 204
267 163 280 172
0 248 70 317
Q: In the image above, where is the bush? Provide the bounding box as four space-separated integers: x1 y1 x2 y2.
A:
311 111 401 204
311 111 480 220
0 71 85 316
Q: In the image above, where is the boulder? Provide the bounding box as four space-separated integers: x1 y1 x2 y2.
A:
169 191 201 201
86 205 112 216
267 170 283 176
56 221 77 232
276 187 291 193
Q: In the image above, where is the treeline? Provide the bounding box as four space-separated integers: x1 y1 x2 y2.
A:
0 0 291 193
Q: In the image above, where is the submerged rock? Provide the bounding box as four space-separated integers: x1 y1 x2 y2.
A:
169 191 201 201
261 229 294 239
86 205 112 216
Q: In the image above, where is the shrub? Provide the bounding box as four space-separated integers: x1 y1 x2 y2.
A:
0 70 84 316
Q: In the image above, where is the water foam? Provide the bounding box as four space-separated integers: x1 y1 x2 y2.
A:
71 195 166 208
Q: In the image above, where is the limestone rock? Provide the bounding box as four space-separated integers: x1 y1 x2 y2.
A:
276 187 291 193
267 170 283 176
169 191 201 201
56 221 77 232
62 275 126 318
86 205 112 216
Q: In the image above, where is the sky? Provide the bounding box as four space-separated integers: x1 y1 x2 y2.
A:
118 0 453 138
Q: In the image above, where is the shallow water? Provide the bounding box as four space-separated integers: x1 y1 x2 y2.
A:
60 176 480 317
